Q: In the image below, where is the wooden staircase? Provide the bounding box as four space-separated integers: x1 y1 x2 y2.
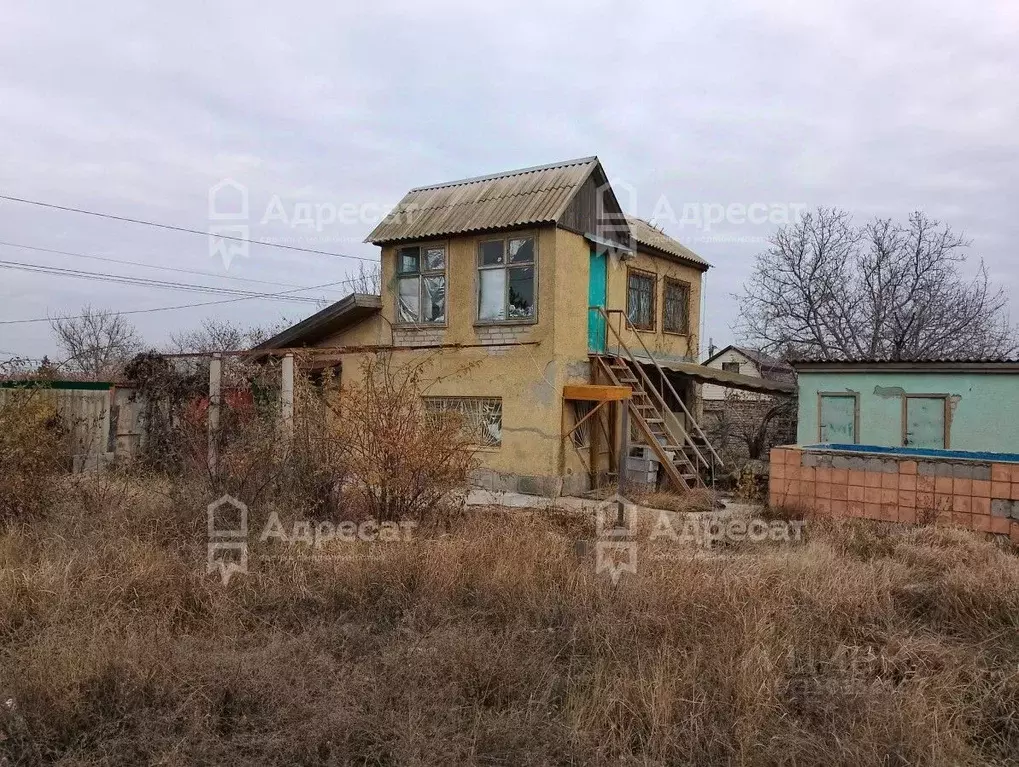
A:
590 308 724 492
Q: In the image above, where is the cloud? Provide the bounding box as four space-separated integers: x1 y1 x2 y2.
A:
0 0 1016 360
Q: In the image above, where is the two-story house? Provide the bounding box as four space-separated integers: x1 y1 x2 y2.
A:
256 157 790 495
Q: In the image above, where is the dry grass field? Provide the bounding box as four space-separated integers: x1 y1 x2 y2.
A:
2 367 1018 766
1 474 1018 766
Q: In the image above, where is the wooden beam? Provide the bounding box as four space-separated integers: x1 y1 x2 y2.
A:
617 400 629 502
563 400 606 440
563 384 631 402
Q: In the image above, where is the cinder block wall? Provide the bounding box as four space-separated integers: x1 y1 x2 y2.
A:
769 446 1019 543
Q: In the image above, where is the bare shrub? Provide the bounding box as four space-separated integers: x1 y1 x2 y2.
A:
329 352 478 524
0 389 64 521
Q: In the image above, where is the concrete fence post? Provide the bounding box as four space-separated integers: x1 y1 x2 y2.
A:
208 353 222 474
281 353 295 439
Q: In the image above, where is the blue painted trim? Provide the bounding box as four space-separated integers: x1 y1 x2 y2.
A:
803 442 1019 464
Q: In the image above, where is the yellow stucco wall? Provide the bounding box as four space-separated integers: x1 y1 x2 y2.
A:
606 249 702 361
312 224 704 492
319 314 387 347
346 225 572 487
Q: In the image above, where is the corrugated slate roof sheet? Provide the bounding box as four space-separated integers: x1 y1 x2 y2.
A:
365 157 600 244
792 358 1019 365
252 293 381 351
625 215 709 269
652 358 796 394
791 359 1019 372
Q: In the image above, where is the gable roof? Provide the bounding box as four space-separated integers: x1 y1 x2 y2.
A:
625 216 710 270
704 344 795 383
365 157 606 245
252 293 381 351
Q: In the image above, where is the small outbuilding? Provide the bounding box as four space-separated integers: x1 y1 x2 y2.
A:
793 359 1019 453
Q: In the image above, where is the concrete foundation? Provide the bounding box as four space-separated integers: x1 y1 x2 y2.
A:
469 468 591 498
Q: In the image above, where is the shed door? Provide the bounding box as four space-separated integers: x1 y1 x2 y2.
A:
819 395 857 443
904 397 946 449
587 249 608 353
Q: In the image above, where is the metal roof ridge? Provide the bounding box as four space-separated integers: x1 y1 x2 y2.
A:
394 184 588 212
409 156 599 192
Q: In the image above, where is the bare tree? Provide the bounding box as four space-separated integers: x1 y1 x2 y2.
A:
737 208 1018 360
350 261 382 295
706 390 797 464
169 317 292 353
50 305 142 379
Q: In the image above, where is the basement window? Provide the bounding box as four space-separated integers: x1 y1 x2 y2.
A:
423 396 503 447
477 235 536 322
570 401 595 448
396 244 446 324
626 268 656 330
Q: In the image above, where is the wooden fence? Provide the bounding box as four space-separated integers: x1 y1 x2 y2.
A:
0 381 144 470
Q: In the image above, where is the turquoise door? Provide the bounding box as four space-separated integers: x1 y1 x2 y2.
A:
904 396 947 449
819 395 857 443
588 249 608 353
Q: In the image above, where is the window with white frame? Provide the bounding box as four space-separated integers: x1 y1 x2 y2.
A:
396 244 446 324
423 397 503 447
477 235 536 322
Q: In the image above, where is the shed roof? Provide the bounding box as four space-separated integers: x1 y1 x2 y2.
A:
625 216 710 270
791 359 1019 373
365 157 601 245
647 357 796 394
252 293 381 351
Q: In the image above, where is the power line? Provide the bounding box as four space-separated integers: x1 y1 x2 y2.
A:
0 277 353 325
0 193 380 263
0 253 379 306
0 259 326 305
0 240 348 293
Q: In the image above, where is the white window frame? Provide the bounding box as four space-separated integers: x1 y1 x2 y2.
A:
395 242 447 325
476 233 538 325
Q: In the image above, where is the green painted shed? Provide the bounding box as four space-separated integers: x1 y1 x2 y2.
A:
792 360 1019 454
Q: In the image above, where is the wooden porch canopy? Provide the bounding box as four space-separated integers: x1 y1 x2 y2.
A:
563 384 630 401
637 358 796 395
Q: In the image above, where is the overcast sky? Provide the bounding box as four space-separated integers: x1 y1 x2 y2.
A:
1 0 1017 363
